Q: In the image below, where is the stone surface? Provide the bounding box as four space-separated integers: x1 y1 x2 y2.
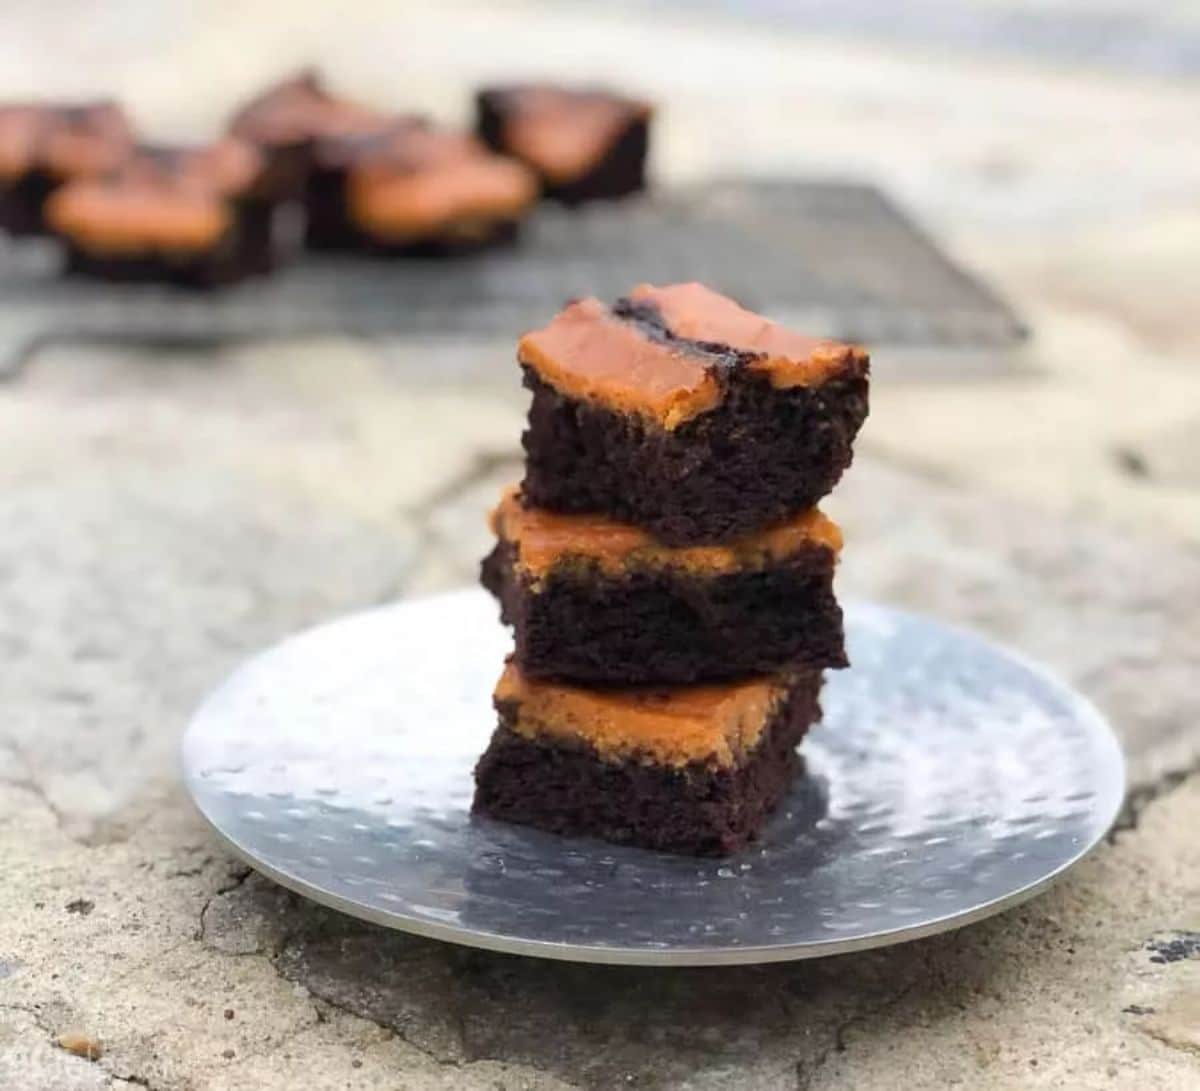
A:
2 2 1200 1088
0 335 1198 1089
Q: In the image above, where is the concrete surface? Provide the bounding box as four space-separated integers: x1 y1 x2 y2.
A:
1 2 1200 1088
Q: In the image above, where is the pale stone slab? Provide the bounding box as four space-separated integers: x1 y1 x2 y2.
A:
0 337 1197 1089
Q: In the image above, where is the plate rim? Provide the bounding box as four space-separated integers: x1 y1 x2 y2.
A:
181 589 1126 967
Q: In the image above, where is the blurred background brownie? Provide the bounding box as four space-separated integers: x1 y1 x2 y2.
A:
520 282 870 544
483 488 847 684
341 125 538 255
476 84 651 204
303 117 423 251
45 138 273 288
473 663 822 856
229 69 387 201
0 100 134 236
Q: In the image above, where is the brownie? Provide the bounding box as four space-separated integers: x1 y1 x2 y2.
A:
519 282 870 544
303 119 420 250
229 70 387 201
45 139 274 288
0 101 134 235
482 489 846 684
476 84 651 205
473 663 821 856
326 124 538 255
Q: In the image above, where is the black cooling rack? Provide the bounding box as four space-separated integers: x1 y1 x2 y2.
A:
0 179 1025 377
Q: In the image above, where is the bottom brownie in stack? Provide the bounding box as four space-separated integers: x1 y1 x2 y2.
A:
473 663 822 856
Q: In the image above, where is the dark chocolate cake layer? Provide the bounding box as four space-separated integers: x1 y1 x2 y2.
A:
60 226 263 289
482 537 845 684
0 171 56 235
472 670 821 856
522 366 868 545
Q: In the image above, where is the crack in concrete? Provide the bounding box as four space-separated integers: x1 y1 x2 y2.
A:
0 740 68 833
396 447 521 593
302 990 464 1070
108 1073 156 1090
193 872 478 1072
1140 1025 1200 1060
1 1000 165 1091
0 1000 51 1034
1112 758 1200 839
399 448 520 526
796 981 917 1089
196 865 254 942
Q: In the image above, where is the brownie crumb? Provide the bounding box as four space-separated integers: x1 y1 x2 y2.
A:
57 1032 103 1060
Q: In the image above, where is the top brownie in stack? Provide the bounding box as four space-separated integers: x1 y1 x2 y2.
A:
519 282 870 544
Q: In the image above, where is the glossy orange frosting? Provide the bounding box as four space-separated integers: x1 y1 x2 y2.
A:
491 488 841 581
518 284 865 429
46 180 230 254
629 283 867 388
347 133 537 241
499 86 650 185
518 297 720 430
496 661 792 767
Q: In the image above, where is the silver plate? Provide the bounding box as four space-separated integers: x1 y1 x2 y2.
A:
182 590 1124 966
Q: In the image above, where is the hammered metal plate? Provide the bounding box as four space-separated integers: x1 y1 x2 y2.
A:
182 589 1124 966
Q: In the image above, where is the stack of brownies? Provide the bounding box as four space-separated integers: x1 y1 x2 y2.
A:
473 282 869 856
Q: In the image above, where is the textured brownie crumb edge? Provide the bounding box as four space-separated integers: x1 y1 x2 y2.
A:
481 538 846 685
57 199 274 288
471 672 822 856
519 365 869 545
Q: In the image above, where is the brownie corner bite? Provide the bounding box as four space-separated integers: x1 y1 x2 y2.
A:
517 282 870 543
482 488 847 685
475 83 651 204
472 662 822 856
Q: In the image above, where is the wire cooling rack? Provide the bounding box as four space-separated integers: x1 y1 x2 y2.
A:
0 179 1024 378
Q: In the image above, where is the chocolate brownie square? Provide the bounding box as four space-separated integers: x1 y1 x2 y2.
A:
476 84 651 205
0 101 134 235
473 662 822 856
229 69 387 201
327 124 538 255
46 139 274 287
519 282 870 544
303 119 420 250
482 489 846 684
